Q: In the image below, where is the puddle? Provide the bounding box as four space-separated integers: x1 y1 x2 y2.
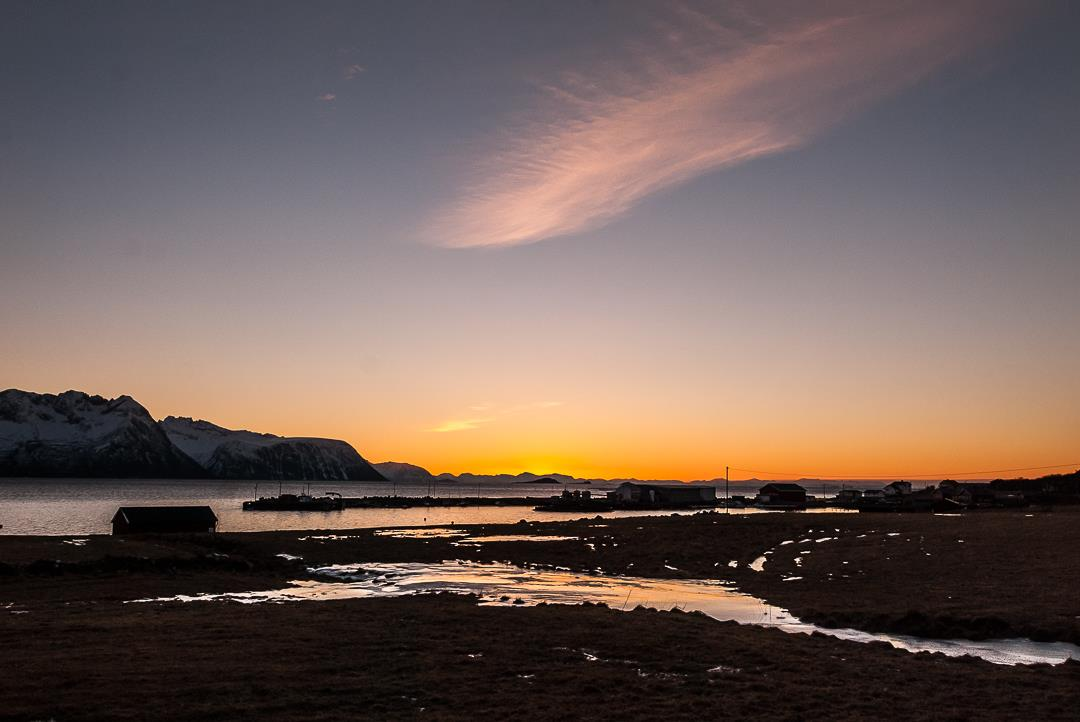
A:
749 556 767 572
370 530 577 544
129 562 1080 666
465 535 579 543
62 538 88 546
372 528 469 539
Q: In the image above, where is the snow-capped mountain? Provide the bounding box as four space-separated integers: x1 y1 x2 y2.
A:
0 389 385 480
160 416 384 481
0 390 205 478
373 461 435 482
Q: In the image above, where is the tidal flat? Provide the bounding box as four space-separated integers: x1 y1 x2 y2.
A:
2 510 1078 720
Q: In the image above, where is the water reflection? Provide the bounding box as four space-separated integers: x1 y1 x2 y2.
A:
371 528 468 539
0 478 854 535
465 535 580 543
131 561 1080 667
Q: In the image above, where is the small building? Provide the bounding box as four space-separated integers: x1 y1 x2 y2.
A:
609 482 716 507
952 482 1025 508
111 506 218 535
883 481 913 497
836 488 863 507
938 480 974 507
756 483 807 510
904 486 943 512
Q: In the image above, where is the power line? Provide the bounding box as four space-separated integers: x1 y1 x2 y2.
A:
728 462 1080 480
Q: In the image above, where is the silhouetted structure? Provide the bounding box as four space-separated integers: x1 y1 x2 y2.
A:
111 506 218 535
836 488 863 507
883 481 913 497
756 483 807 510
243 492 343 511
609 482 716 508
989 471 1079 505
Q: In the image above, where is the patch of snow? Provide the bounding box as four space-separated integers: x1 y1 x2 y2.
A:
0 390 149 451
707 665 741 674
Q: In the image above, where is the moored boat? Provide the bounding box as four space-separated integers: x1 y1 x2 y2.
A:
242 491 343 511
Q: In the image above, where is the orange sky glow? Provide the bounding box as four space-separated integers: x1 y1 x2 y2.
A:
2 1 1077 482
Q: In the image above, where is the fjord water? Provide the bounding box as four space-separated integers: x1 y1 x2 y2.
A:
0 478 848 535
137 561 1080 667
0 478 671 535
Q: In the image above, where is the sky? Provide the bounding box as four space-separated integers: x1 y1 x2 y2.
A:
2 1 1079 480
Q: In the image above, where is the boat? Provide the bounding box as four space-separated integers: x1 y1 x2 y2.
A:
243 491 343 511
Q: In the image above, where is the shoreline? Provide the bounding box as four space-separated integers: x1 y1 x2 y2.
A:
3 509 1078 645
3 511 1079 719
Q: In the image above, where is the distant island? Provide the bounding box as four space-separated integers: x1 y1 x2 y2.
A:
0 389 385 481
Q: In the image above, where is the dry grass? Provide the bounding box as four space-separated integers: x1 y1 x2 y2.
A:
2 594 1079 721
2 510 1079 720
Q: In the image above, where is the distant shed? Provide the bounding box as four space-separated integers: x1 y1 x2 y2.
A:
756 483 807 509
111 506 218 535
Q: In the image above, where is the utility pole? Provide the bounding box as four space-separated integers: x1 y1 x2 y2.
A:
726 466 730 514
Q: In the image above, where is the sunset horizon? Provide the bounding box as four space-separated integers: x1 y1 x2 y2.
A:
3 4 1080 718
4 2 1077 485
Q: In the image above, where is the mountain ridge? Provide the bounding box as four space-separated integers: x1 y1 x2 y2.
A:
0 389 384 481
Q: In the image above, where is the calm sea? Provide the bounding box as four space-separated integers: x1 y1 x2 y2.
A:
0 478 671 535
0 478 843 535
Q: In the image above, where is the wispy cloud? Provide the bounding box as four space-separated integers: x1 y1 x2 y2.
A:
427 400 563 432
344 64 366 80
317 92 336 102
426 1 1017 248
429 418 494 433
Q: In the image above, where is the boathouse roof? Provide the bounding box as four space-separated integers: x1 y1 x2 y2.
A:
759 483 806 493
111 505 218 532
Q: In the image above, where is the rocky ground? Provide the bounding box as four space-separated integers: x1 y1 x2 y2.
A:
1 509 1079 720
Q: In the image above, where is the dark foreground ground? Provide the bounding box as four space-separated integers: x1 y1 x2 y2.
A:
2 510 1079 719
